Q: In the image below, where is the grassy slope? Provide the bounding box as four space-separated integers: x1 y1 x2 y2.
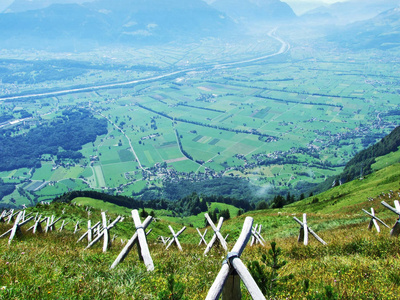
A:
2 163 400 298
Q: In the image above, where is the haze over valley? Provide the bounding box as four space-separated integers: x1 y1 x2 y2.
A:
1 0 400 208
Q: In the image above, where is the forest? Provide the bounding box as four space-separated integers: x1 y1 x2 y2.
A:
0 109 107 171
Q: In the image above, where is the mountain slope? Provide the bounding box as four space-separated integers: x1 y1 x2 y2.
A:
3 0 94 13
0 0 235 49
302 0 400 24
328 6 400 50
211 0 296 23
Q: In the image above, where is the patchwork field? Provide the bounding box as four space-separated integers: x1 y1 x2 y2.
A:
1 31 400 205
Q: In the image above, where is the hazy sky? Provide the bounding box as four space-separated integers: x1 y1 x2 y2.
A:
0 0 345 15
282 0 346 15
0 0 13 12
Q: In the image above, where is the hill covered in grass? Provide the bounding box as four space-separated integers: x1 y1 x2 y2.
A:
2 158 400 298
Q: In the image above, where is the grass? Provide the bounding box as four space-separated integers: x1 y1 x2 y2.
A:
2 201 400 299
3 162 400 298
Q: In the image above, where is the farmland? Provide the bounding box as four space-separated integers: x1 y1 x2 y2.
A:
1 29 400 207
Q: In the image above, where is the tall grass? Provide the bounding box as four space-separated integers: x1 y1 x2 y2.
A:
2 184 400 298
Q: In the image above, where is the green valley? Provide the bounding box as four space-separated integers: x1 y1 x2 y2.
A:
1 29 400 207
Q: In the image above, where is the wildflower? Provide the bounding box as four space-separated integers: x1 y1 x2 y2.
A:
1 286 6 290
5 262 9 265
21 252 25 255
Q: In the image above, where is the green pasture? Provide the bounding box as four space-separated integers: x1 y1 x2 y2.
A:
372 147 400 171
92 164 106 188
31 163 53 181
170 159 200 173
99 146 121 165
34 183 69 196
102 161 136 187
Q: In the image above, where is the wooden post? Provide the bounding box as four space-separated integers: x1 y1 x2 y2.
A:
132 209 154 271
0 211 34 244
381 201 400 236
204 214 228 255
7 209 15 224
46 216 62 232
102 212 109 252
166 225 186 251
206 217 266 300
197 228 208 246
77 221 100 244
7 211 24 245
74 221 81 234
110 212 153 270
362 208 389 233
58 220 69 232
293 215 327 245
159 236 171 245
27 215 46 233
85 215 121 252
303 213 309 246
250 224 265 246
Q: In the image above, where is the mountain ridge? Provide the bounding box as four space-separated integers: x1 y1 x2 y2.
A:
0 0 236 50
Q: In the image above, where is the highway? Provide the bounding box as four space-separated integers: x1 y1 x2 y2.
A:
0 29 290 102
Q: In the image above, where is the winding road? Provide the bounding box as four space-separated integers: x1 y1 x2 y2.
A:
0 28 290 102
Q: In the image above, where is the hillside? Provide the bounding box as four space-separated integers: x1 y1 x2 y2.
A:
211 0 296 23
328 6 400 50
301 0 399 24
2 158 400 298
0 0 235 50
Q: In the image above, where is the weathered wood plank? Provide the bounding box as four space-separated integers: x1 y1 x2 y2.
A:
381 201 400 215
110 215 152 269
362 208 389 228
197 228 208 246
231 258 266 300
132 210 154 271
166 225 186 251
303 213 309 246
204 214 227 254
8 211 24 245
205 263 230 300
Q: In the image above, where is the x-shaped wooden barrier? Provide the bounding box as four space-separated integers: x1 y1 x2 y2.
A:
206 216 266 300
362 208 389 233
77 221 101 244
293 213 327 245
381 200 400 236
7 209 17 223
46 216 62 233
58 220 69 232
166 225 186 251
74 221 81 234
250 224 265 246
86 212 121 252
0 211 34 244
197 228 208 246
27 215 47 233
159 236 171 245
0 210 12 222
110 210 153 270
204 213 228 255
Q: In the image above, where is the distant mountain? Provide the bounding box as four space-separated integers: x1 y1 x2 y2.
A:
329 7 400 50
0 0 235 50
302 0 400 25
3 0 94 13
211 0 296 23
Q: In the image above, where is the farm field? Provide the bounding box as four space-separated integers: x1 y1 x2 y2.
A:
1 30 400 206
